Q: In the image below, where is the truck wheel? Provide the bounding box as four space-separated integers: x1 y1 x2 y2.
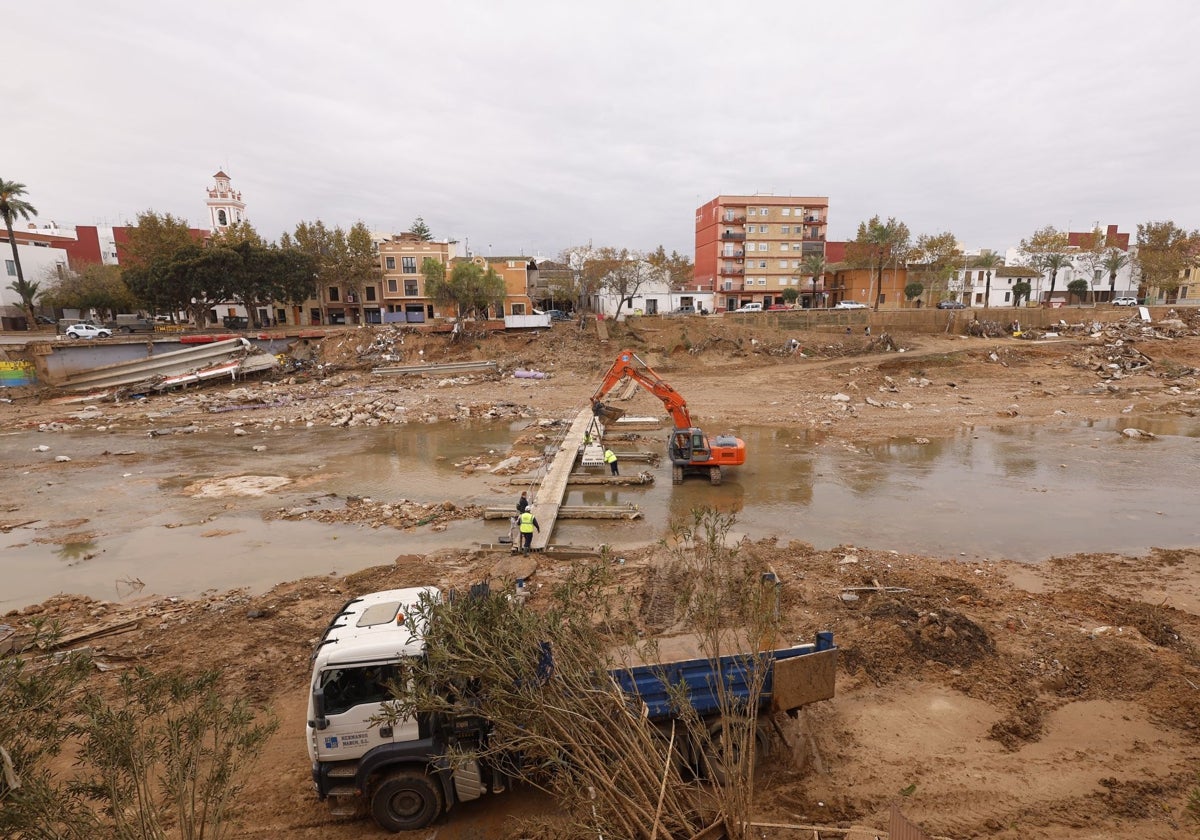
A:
122 326 132 334
709 467 722 485
370 770 444 832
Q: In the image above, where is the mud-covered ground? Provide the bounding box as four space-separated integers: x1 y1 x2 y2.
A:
4 312 1200 838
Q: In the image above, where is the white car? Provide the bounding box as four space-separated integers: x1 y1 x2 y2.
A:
65 323 112 339
1112 297 1138 307
734 303 763 313
833 301 869 310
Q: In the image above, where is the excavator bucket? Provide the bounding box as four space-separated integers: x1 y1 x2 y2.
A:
592 401 626 423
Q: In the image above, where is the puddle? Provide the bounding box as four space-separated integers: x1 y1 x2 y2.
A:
3 415 1198 611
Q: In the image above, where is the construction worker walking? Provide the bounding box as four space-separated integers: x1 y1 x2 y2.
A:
518 509 540 554
604 448 619 476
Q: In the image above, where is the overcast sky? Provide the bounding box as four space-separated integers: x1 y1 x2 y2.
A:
8 1 1199 258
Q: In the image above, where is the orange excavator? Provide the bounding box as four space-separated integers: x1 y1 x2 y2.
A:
591 348 746 485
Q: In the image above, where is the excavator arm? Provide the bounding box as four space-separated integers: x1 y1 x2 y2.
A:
590 349 693 430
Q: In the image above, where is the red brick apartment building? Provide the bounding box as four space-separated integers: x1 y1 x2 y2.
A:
695 195 829 311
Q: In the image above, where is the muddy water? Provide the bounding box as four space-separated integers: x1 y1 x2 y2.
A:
3 415 1198 611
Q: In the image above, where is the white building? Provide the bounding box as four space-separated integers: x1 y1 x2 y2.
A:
0 234 71 327
588 262 714 318
206 171 246 232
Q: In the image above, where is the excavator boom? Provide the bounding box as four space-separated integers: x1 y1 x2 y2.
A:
590 349 745 485
590 349 693 429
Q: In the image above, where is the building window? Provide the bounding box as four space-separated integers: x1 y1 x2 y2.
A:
365 286 376 302
758 243 768 252
781 226 790 235
402 257 417 273
404 279 419 296
758 260 767 268
780 243 790 251
779 260 789 269
4 260 14 276
387 278 398 293
328 286 340 302
748 207 757 216
758 225 768 233
511 303 526 315
782 208 791 216
385 256 395 270
217 209 227 226
1004 291 1011 302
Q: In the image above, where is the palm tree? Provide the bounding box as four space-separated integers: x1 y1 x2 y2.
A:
6 275 41 326
974 249 1002 310
799 254 826 308
1101 248 1130 302
1041 252 1073 304
0 178 38 323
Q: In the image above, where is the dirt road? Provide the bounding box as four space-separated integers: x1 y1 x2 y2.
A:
4 313 1200 838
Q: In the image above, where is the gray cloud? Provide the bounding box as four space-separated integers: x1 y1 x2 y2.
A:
9 1 1200 257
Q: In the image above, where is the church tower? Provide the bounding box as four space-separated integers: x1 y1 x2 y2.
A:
206 171 246 232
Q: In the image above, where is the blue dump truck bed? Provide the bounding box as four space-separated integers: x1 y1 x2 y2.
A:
609 631 836 721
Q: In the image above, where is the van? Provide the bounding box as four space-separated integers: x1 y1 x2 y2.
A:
106 314 156 334
734 302 763 313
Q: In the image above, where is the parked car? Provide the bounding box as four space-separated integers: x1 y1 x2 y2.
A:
936 300 967 309
833 301 868 310
35 314 55 325
541 309 571 321
222 315 250 329
668 305 697 316
1112 297 1139 306
766 304 791 311
65 323 112 339
734 302 763 313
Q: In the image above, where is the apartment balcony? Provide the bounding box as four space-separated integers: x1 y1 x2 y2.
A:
802 233 826 242
720 231 746 241
721 214 746 225
718 266 745 276
802 215 825 224
719 280 744 292
720 250 745 258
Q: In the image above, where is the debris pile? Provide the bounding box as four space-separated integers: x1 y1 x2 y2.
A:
270 495 482 531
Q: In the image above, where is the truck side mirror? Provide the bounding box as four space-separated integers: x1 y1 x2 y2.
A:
311 687 329 730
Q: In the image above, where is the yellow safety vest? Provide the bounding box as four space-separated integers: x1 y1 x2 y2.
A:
519 512 535 533
604 449 617 464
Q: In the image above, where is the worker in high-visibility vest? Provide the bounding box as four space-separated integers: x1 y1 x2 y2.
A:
604 448 619 476
518 509 540 554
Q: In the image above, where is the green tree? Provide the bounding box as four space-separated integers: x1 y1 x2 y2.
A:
911 231 961 306
1101 247 1131 301
646 245 694 288
408 216 432 241
1067 278 1089 305
904 281 924 304
427 260 505 320
0 180 37 319
846 216 910 311
45 263 136 321
343 222 380 322
798 254 826 308
1019 226 1072 304
973 249 1002 310
0 621 95 838
0 178 39 324
73 668 278 840
1012 280 1032 306
780 287 799 305
122 211 205 321
1135 220 1199 303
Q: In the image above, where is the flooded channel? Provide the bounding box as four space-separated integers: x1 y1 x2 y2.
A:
3 414 1198 611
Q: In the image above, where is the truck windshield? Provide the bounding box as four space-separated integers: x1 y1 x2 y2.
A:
319 661 410 716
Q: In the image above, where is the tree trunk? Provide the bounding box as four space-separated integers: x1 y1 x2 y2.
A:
5 216 30 318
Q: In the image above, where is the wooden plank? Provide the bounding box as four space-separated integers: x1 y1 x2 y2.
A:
529 408 593 550
482 505 641 520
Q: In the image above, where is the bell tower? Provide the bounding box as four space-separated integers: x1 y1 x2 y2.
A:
206 170 246 232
